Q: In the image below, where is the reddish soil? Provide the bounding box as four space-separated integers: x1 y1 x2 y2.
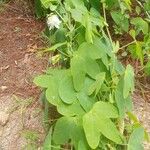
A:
0 1 48 149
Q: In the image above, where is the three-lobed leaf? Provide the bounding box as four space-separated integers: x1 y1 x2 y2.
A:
83 101 122 149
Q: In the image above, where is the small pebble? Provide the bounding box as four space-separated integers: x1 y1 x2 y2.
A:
0 111 9 126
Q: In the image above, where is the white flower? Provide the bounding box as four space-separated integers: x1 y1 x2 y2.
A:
47 14 61 30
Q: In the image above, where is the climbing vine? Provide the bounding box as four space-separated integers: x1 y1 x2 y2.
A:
34 0 149 149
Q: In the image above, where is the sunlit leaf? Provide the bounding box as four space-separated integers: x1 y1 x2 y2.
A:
128 127 144 150
123 65 134 99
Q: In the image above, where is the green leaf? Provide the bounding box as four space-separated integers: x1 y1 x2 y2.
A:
131 17 149 35
123 65 134 99
43 42 67 52
34 75 52 88
59 75 76 104
115 79 133 118
83 102 122 149
84 56 100 79
77 92 95 112
55 28 67 43
78 42 102 60
83 112 101 149
78 140 88 150
96 117 123 145
57 100 85 117
45 70 68 106
92 101 119 118
71 9 83 23
88 73 106 95
128 127 144 150
53 116 87 148
53 117 73 144
77 78 96 112
71 53 86 91
45 82 61 106
111 11 129 32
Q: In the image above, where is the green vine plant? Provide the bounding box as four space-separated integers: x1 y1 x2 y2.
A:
34 0 150 149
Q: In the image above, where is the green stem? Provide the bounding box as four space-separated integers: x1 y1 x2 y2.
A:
55 10 71 31
119 40 136 49
103 3 113 45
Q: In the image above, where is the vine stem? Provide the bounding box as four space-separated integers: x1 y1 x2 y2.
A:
55 10 71 31
119 40 136 49
102 3 113 45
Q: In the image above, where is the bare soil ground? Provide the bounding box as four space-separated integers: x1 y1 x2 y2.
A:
0 1 149 150
0 1 48 149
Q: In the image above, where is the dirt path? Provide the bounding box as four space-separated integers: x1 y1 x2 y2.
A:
0 1 47 149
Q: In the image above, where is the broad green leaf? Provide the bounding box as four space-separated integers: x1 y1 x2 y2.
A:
77 78 96 112
88 73 106 95
53 116 87 148
53 117 74 144
57 100 85 117
92 101 119 118
111 11 129 32
59 75 76 104
128 127 144 150
104 0 119 9
84 56 100 79
55 28 67 43
78 42 102 59
34 75 52 88
131 17 149 35
96 116 123 145
71 119 88 150
71 53 86 91
112 56 125 74
123 65 134 99
93 37 112 56
83 112 101 149
115 79 133 118
77 92 95 112
46 82 61 106
83 102 122 148
45 69 68 106
71 9 83 23
78 140 88 150
93 37 110 67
